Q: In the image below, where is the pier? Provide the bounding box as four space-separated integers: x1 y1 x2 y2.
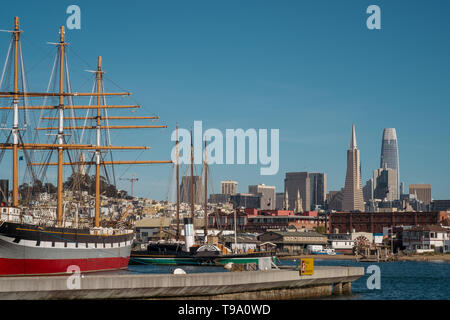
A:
0 266 364 300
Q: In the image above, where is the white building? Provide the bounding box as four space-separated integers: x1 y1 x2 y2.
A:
402 225 450 253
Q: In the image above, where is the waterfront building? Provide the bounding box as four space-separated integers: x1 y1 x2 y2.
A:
409 184 432 205
327 232 374 254
380 128 400 198
342 125 365 212
329 211 450 234
402 225 450 253
221 180 238 195
258 231 328 254
248 184 276 210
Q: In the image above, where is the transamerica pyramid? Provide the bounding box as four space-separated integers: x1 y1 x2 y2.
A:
342 124 365 212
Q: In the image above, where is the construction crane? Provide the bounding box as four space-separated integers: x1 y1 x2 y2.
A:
120 173 139 198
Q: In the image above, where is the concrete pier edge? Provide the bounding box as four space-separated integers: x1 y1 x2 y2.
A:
0 266 364 300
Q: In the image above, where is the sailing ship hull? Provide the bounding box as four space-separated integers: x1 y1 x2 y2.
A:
0 221 133 276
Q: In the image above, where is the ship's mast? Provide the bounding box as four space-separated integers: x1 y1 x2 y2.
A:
1 19 173 229
95 56 103 228
12 17 21 207
175 124 180 241
203 140 207 243
56 26 67 226
190 128 194 219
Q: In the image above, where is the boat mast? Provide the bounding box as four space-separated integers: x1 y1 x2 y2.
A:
56 26 67 227
190 128 194 219
94 56 103 228
12 17 21 207
203 140 207 243
175 124 180 241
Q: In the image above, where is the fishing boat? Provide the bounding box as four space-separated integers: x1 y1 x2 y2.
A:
0 17 170 275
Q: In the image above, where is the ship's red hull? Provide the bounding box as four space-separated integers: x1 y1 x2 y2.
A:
0 257 130 276
0 221 134 276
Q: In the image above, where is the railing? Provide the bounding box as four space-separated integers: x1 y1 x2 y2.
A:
0 210 133 235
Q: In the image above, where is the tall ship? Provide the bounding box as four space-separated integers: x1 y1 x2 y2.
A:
0 17 170 275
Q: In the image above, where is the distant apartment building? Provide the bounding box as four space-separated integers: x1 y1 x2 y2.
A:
248 184 275 210
409 184 432 205
221 180 238 195
180 176 203 205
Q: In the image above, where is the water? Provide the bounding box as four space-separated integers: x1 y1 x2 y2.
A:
113 259 450 300
280 259 450 300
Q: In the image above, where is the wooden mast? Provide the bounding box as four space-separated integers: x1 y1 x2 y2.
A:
94 56 103 228
175 124 180 241
12 17 21 207
203 140 207 242
56 26 67 227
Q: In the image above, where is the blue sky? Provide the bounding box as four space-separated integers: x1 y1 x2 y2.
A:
1 0 450 201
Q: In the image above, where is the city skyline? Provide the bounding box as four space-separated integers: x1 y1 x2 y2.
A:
0 1 449 201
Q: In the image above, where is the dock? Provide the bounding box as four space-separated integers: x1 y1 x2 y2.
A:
0 266 364 300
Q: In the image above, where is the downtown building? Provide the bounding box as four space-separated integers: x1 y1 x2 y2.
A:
221 180 238 195
342 124 364 212
373 167 398 201
180 176 204 205
380 128 400 198
409 184 432 206
284 172 326 212
248 184 276 210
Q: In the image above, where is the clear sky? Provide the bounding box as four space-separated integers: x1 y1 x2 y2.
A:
1 0 450 201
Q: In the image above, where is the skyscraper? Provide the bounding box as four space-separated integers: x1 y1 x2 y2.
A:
373 167 398 201
180 176 203 205
248 184 276 210
221 180 238 195
380 128 400 198
409 184 432 205
309 173 327 210
342 125 365 212
284 172 310 212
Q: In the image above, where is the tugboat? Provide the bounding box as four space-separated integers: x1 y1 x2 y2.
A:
130 130 275 266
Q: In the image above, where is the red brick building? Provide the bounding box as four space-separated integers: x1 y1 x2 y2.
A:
329 211 450 234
